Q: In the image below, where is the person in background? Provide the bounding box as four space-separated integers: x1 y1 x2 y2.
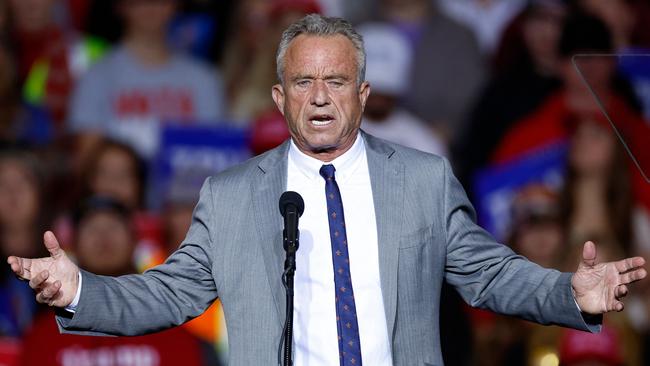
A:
68 0 226 160
0 148 47 339
558 159 645 366
384 0 486 146
456 0 566 191
559 115 650 259
8 0 107 135
80 143 227 362
573 0 650 120
508 184 564 269
491 16 650 356
76 138 167 273
358 22 447 156
80 139 145 211
19 195 214 366
70 197 136 276
223 0 322 124
435 0 528 56
572 0 650 51
220 0 275 114
492 14 650 218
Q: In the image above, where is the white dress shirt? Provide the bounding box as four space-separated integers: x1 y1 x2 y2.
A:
287 133 392 366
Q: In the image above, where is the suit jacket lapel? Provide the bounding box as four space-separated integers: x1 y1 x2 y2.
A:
363 132 404 340
251 134 404 334
251 141 290 326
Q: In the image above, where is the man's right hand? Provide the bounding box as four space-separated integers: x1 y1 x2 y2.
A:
7 231 80 307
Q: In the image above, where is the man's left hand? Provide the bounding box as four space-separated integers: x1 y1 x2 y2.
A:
572 241 647 314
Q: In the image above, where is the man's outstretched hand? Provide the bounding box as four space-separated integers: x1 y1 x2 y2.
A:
572 241 646 314
7 231 79 308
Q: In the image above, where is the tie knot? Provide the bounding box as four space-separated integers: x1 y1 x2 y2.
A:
319 164 336 181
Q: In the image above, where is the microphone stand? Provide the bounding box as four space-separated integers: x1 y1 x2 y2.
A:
281 215 299 366
277 192 303 366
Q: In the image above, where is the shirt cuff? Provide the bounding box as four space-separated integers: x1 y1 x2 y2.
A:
64 272 82 313
573 296 582 313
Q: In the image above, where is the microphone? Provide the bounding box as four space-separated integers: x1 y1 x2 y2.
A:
279 191 304 254
278 191 304 366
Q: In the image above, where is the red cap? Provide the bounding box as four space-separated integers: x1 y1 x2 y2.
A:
249 109 291 155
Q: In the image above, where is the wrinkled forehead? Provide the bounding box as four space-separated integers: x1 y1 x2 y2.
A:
284 34 359 77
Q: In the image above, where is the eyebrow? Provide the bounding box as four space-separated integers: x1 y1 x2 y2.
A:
290 75 313 82
324 74 350 81
290 74 351 82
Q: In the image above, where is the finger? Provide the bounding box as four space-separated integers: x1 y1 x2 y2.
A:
620 268 647 284
49 287 63 306
7 256 31 280
581 241 597 268
29 270 49 290
36 290 54 305
614 301 624 312
615 256 646 273
38 281 61 302
43 231 62 259
615 285 628 299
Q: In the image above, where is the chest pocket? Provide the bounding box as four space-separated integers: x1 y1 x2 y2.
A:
399 224 434 249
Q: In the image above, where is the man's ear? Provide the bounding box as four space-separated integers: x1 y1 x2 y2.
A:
359 81 371 111
272 84 286 116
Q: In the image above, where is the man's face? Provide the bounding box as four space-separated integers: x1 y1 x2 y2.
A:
272 34 370 161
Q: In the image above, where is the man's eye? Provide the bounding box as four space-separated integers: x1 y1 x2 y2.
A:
328 81 344 88
297 80 311 87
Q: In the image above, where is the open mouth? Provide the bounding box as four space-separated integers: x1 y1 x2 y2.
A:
309 114 335 126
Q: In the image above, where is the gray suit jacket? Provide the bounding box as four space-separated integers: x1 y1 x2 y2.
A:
57 132 598 365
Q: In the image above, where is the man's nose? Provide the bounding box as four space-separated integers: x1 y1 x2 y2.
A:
310 80 330 106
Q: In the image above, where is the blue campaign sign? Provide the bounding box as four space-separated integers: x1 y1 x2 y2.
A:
618 49 650 120
168 14 216 61
473 142 568 242
151 125 252 208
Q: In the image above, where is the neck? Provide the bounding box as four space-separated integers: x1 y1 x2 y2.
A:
574 175 606 198
570 176 610 233
123 33 170 66
307 148 351 163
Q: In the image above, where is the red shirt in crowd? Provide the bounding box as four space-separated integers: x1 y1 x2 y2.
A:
19 312 204 366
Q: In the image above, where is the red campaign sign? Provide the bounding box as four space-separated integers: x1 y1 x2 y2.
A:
19 313 204 366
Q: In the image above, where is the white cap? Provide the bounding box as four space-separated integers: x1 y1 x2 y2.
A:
359 22 413 96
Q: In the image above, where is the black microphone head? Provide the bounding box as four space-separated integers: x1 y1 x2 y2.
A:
279 191 305 217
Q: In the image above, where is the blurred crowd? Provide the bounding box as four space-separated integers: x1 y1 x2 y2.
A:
0 0 649 365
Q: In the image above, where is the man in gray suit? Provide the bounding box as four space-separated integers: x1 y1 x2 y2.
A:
7 14 647 366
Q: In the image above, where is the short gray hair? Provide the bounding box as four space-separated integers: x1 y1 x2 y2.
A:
276 14 366 86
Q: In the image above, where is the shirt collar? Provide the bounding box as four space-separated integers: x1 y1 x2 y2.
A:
288 132 365 183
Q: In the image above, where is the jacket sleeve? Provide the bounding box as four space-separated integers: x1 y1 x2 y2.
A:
440 158 601 332
56 178 219 336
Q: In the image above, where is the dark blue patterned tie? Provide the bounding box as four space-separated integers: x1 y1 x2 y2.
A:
319 164 362 366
